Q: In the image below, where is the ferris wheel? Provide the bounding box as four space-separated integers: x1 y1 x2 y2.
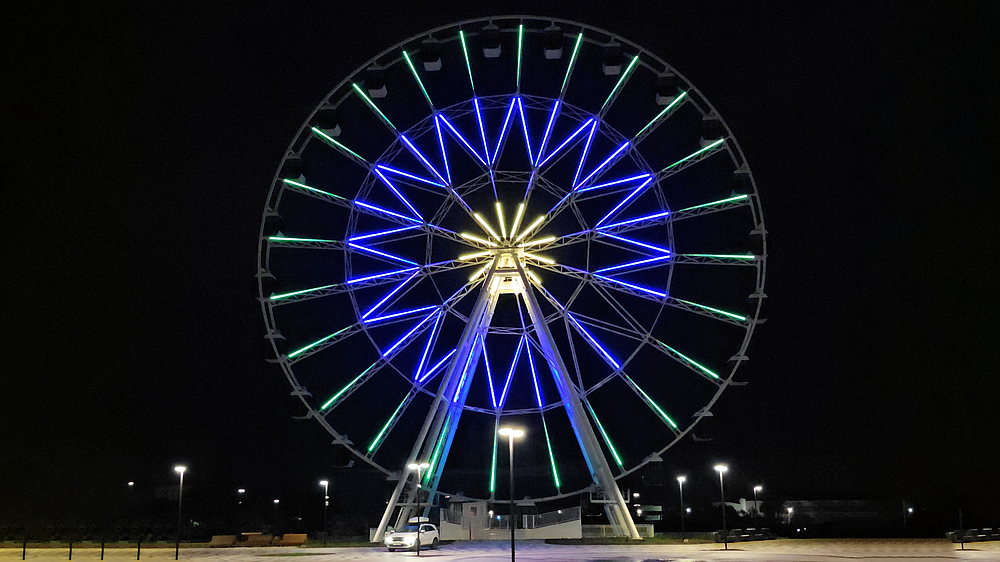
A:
258 17 766 539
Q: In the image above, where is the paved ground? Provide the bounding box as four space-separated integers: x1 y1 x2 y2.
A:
2 539 999 562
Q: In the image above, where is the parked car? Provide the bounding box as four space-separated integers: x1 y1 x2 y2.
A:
384 521 439 551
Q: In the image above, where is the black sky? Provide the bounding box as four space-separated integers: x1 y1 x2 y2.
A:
5 0 998 526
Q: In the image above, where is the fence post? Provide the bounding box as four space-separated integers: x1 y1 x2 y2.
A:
137 535 141 560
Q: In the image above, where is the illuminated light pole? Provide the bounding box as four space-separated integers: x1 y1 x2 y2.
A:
787 506 794 527
499 427 524 562
319 480 329 547
714 464 728 549
676 476 687 538
406 463 429 555
173 466 186 561
752 485 763 529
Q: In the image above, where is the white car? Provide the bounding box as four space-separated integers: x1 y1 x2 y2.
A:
384 522 439 551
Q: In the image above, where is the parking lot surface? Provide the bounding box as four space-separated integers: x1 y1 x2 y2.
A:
3 539 999 562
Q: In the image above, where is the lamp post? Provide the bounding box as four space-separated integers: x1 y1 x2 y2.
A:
498 427 524 562
319 480 329 547
406 463 429 555
714 464 728 548
786 506 793 527
173 466 186 561
752 485 762 528
676 476 687 538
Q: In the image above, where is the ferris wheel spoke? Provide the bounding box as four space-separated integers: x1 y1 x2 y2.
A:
621 373 681 435
650 337 723 385
489 98 517 166
351 83 398 134
458 29 476 93
559 32 584 98
361 271 421 320
582 398 624 468
670 193 751 221
673 254 759 266
318 309 440 411
366 391 417 457
654 138 727 182
266 236 344 250
667 297 747 326
599 54 640 118
631 91 689 145
402 50 435 110
540 412 563 491
310 127 369 166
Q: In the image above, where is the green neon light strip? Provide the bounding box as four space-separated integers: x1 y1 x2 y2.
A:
677 194 748 212
634 91 688 138
309 128 367 163
626 375 679 429
270 283 337 301
367 395 408 452
675 298 746 322
320 358 378 410
584 400 623 467
541 414 562 489
662 138 725 172
602 54 640 111
351 83 396 131
424 418 451 484
490 418 499 493
516 24 524 90
282 178 347 200
681 253 756 260
289 326 350 359
268 236 336 244
459 30 475 92
402 50 433 109
657 341 719 380
560 33 584 94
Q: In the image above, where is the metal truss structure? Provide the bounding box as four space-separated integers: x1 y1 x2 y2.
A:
257 17 767 542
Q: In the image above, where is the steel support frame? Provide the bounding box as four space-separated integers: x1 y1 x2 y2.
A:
373 252 639 541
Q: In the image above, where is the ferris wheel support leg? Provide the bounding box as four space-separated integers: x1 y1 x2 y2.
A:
373 262 501 542
514 263 642 539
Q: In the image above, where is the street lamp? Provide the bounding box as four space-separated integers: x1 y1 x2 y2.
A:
714 464 728 541
498 427 524 562
676 476 687 538
787 506 794 526
752 485 763 528
406 463 430 555
173 466 186 561
319 480 329 547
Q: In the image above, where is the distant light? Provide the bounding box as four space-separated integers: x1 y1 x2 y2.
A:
754 485 763 492
237 489 246 494
127 481 134 487
714 464 728 474
319 480 329 486
274 499 280 505
636 509 642 516
632 492 639 498
677 476 686 483
907 507 913 513
498 427 525 438
174 465 186 474
787 507 794 513
407 462 430 470
685 508 691 513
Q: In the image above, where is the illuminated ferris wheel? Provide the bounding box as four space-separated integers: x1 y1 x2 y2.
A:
258 17 766 539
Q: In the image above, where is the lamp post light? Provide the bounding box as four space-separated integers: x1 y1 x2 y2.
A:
498 427 524 562
713 464 728 549
319 480 329 547
676 476 687 538
786 506 793 527
752 485 763 528
173 466 186 561
406 463 429 555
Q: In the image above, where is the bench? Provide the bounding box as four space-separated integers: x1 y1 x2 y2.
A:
209 535 236 547
275 534 307 546
242 533 274 547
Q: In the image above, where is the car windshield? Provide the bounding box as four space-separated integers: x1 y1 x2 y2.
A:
396 525 420 532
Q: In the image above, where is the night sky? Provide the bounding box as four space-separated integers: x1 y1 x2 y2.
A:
6 0 998 532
